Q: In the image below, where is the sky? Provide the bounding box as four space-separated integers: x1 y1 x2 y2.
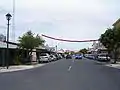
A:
0 0 119 51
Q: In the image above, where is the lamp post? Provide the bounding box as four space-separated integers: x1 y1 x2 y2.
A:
6 13 12 69
55 45 57 52
56 42 60 53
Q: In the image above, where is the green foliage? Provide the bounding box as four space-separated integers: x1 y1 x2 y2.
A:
18 31 45 50
99 28 115 51
70 51 75 55
35 34 45 46
99 28 120 51
79 48 88 54
99 28 120 63
64 52 69 54
13 55 22 65
18 31 45 63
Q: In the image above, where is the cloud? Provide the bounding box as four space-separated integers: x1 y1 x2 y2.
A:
0 8 8 14
0 0 120 50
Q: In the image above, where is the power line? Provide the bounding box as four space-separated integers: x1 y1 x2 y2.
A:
42 34 98 42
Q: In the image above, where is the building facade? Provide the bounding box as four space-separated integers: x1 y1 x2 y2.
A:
0 41 18 66
112 18 120 60
90 41 108 55
113 18 120 29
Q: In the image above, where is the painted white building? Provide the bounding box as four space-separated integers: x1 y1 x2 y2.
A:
90 41 107 54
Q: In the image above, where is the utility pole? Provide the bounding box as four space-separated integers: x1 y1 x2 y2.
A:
12 0 15 42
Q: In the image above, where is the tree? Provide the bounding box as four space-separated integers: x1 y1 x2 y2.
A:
99 28 120 63
0 34 6 41
64 52 69 55
79 48 88 54
18 31 45 61
70 51 75 55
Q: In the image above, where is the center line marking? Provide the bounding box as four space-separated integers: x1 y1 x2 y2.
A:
68 66 72 71
72 60 75 62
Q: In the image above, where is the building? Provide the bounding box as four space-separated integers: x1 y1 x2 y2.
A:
112 18 120 60
0 40 58 66
90 41 108 55
0 41 55 65
113 18 120 29
57 49 64 53
0 41 18 66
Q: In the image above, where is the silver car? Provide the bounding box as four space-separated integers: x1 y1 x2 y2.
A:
39 53 51 63
50 54 57 61
98 54 110 61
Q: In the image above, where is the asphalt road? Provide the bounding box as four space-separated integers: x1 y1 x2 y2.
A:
0 58 120 90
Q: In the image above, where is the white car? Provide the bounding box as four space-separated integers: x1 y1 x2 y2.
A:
50 55 57 61
58 54 63 59
39 53 51 62
98 54 110 61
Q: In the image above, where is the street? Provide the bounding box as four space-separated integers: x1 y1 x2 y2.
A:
0 58 120 90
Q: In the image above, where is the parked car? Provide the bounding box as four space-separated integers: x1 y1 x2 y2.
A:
54 53 60 60
97 54 110 61
61 54 65 58
58 54 63 59
50 54 57 61
66 55 72 59
39 53 51 63
75 54 82 59
85 54 95 59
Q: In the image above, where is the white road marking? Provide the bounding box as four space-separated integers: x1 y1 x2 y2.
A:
67 59 75 71
72 59 75 62
68 66 72 71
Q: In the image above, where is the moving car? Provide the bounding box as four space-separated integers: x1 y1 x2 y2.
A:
66 55 72 59
39 53 51 63
75 54 82 59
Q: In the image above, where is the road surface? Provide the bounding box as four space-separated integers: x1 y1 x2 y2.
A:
0 58 120 90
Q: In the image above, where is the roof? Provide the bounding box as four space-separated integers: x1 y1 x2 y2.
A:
0 41 18 49
113 18 120 26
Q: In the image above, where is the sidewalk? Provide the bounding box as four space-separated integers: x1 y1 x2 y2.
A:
105 62 120 69
0 64 45 73
86 57 120 69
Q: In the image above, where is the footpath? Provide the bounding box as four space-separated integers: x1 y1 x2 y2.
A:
0 64 45 73
94 59 120 69
85 57 120 69
105 62 120 69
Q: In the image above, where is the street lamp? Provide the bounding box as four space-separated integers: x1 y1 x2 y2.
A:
56 42 60 52
55 45 57 52
6 13 12 69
